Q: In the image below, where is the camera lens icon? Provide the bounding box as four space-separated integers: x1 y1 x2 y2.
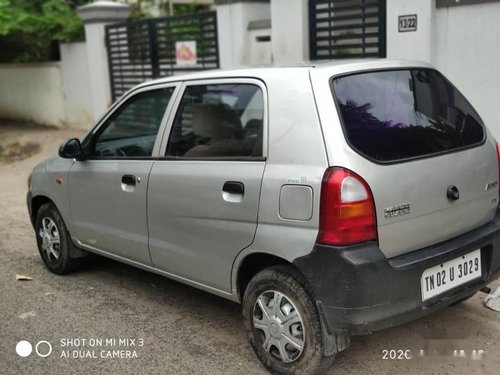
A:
16 340 52 358
36 341 52 357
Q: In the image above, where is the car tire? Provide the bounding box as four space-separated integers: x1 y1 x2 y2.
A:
35 202 83 274
242 265 335 375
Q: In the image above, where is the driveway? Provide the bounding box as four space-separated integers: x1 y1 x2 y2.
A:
0 122 499 374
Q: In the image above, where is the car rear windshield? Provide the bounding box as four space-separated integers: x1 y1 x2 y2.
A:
332 69 485 163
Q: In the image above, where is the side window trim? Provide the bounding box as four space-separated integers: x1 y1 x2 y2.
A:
157 78 269 160
86 82 181 160
157 81 188 158
151 84 182 158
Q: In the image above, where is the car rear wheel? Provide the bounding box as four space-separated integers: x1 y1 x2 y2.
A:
242 265 335 375
35 202 83 274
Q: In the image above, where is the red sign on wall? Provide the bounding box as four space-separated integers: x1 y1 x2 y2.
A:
175 41 197 66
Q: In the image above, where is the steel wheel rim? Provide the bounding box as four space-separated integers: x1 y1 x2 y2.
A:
38 217 61 263
252 290 305 363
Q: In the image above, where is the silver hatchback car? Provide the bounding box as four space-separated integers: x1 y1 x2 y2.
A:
28 60 500 374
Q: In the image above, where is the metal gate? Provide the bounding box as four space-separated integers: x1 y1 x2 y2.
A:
106 11 219 101
309 0 386 60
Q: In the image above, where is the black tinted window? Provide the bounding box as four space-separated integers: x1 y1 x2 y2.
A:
332 69 484 162
166 83 264 158
93 87 174 158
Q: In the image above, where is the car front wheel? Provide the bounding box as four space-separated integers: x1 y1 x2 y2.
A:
242 265 335 375
35 202 83 274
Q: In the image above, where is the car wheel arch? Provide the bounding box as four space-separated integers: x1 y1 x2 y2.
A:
235 252 307 303
30 195 54 226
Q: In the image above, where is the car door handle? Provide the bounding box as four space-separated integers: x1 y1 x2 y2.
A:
122 175 137 186
222 181 244 203
222 181 244 195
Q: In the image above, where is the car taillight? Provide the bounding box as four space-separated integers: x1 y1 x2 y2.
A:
317 167 377 246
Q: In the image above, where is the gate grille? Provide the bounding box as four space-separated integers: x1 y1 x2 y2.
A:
309 0 386 60
106 11 219 101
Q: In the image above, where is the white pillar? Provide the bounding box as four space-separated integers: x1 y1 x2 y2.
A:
215 0 271 69
386 0 435 63
270 0 309 64
60 42 94 129
77 1 131 122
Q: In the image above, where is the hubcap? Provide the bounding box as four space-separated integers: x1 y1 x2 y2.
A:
253 290 305 363
38 217 61 263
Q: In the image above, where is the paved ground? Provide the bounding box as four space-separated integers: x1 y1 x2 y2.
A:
0 122 499 375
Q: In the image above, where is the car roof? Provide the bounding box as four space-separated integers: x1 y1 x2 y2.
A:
134 59 434 89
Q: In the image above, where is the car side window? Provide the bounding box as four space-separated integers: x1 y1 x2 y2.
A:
92 87 175 158
166 83 264 158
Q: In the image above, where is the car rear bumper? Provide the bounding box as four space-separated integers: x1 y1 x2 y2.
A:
293 210 500 336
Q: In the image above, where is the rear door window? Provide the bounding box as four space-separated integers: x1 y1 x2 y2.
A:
166 83 264 158
332 69 485 163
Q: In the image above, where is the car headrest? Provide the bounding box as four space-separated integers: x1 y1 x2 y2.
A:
191 104 241 139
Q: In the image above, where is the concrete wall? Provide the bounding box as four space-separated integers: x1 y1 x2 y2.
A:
0 44 95 129
434 2 500 139
248 26 273 65
60 42 94 129
84 23 114 122
386 0 434 62
0 63 67 127
217 2 271 68
271 0 309 63
76 1 131 123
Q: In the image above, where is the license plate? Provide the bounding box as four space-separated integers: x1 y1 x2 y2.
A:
421 249 482 301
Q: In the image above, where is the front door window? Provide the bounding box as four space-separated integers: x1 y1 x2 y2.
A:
93 87 175 158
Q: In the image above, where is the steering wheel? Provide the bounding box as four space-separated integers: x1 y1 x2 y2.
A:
115 148 127 157
115 145 148 157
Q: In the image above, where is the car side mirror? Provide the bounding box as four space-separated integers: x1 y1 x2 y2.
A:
59 138 84 160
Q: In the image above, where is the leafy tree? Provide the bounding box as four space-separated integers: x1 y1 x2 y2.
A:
0 0 88 62
0 0 209 62
168 1 208 16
